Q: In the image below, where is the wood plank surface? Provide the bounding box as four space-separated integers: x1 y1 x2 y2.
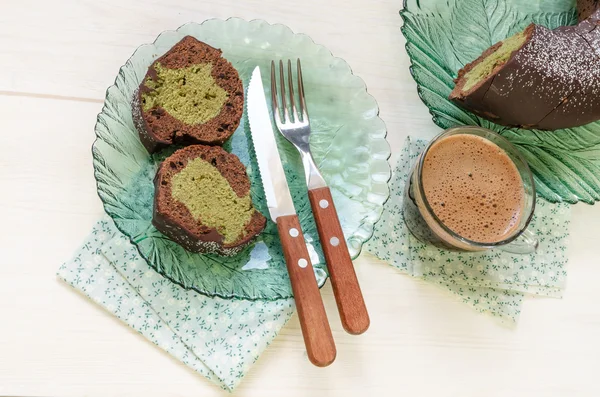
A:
1 1 600 395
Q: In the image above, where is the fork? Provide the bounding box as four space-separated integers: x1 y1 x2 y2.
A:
271 59 370 335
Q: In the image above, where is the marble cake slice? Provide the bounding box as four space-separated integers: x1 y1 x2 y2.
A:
133 36 244 153
153 145 266 256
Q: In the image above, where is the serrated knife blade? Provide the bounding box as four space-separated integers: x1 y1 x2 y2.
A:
247 66 296 221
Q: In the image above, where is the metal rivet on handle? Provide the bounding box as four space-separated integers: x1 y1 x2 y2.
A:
330 237 340 247
289 228 299 237
298 258 308 268
319 199 329 209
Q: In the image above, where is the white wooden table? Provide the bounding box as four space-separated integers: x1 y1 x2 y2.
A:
2 0 600 395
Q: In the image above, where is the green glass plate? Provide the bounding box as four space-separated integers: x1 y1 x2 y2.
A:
401 0 600 204
93 19 390 300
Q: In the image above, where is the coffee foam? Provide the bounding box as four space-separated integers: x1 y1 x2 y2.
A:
421 134 524 244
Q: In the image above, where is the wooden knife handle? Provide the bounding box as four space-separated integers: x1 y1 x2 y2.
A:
308 187 370 335
276 214 336 367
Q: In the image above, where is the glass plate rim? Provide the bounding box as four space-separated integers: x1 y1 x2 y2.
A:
92 18 392 300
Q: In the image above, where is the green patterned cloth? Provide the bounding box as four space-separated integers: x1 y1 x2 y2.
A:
365 138 571 323
58 218 294 392
57 138 571 392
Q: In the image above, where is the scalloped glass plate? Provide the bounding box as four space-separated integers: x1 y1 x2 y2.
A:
401 0 600 204
93 19 390 300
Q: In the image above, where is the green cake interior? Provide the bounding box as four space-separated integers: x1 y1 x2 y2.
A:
142 63 228 125
462 31 528 92
171 158 254 244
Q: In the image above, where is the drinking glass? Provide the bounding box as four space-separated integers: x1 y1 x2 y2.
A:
403 126 538 254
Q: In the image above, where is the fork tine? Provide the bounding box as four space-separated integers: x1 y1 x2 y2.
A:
297 59 308 121
279 60 290 123
270 61 281 124
287 60 297 122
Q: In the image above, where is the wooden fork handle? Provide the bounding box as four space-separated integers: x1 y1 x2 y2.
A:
276 214 336 367
308 187 370 335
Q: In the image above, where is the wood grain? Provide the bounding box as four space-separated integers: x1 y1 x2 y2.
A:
276 215 336 367
2 1 600 395
308 187 370 335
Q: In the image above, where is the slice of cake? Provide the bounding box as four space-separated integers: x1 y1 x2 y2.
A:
133 36 244 153
153 145 266 255
449 7 600 130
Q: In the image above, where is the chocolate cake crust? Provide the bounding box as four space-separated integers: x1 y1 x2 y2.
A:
450 9 600 130
153 145 266 256
450 27 534 122
578 0 600 21
133 36 244 153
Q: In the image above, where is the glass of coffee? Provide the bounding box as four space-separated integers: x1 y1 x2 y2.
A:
403 126 538 254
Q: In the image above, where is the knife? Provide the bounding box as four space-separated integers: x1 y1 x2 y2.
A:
247 66 336 367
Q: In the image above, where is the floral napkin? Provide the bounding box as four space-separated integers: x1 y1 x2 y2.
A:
365 137 571 323
57 137 571 393
58 217 294 392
